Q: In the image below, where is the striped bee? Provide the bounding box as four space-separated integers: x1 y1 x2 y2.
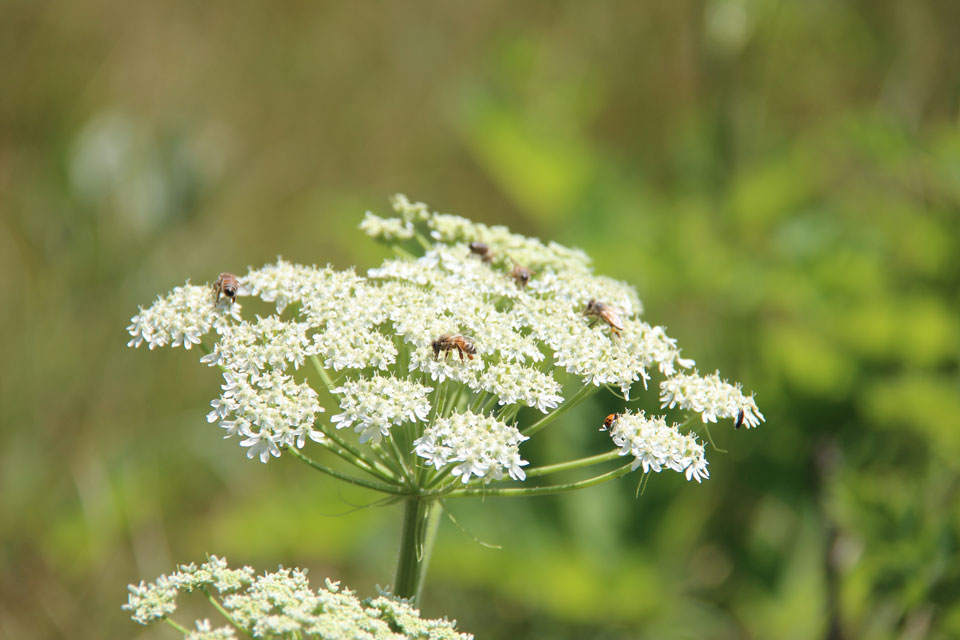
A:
432 334 477 361
509 258 534 288
584 299 624 337
213 272 240 304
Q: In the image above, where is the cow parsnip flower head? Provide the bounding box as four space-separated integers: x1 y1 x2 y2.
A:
127 195 763 496
123 556 472 640
605 411 710 482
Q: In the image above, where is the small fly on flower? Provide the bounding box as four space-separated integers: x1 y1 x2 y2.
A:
469 241 493 263
432 334 477 361
602 413 619 431
213 272 240 305
508 257 534 288
584 299 624 337
735 409 745 429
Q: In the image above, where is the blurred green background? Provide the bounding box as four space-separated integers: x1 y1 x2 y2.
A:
2 1 960 638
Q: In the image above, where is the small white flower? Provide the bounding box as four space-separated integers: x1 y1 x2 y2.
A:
176 555 254 593
606 411 710 482
125 556 472 639
478 363 563 413
207 370 325 463
359 210 416 240
390 192 432 222
302 277 397 371
529 270 642 318
414 411 529 483
243 259 357 314
186 619 237 640
660 370 764 428
123 576 179 624
127 282 240 350
408 345 484 387
426 214 592 273
331 376 433 444
200 316 313 372
238 424 283 463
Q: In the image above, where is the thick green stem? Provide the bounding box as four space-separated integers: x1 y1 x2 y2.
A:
393 497 441 604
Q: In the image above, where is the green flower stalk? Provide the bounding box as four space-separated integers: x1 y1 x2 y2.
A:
125 194 764 617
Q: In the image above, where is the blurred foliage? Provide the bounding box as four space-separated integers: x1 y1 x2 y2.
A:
2 1 959 639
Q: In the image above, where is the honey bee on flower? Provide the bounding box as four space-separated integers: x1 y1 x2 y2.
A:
213 272 241 305
584 299 624 337
432 334 477 361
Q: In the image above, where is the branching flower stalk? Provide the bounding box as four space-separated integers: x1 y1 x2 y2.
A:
126 194 764 628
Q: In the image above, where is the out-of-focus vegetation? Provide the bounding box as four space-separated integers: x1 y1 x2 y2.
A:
2 2 959 638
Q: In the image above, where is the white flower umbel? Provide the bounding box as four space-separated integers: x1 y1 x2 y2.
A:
414 411 529 483
127 194 766 606
242 259 347 314
125 575 180 625
186 619 236 640
124 556 472 640
359 210 416 240
127 283 240 349
207 370 325 462
128 194 762 479
200 316 313 372
331 376 433 444
606 411 710 483
660 370 765 428
478 363 562 413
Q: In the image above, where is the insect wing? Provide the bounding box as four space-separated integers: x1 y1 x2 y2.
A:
602 307 625 331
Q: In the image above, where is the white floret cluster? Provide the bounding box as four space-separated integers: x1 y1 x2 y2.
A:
186 619 237 640
660 370 764 427
206 370 325 462
127 283 240 350
606 411 710 483
200 315 313 372
128 194 763 483
331 376 433 444
414 411 529 483
359 210 416 240
478 363 563 413
123 556 472 640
